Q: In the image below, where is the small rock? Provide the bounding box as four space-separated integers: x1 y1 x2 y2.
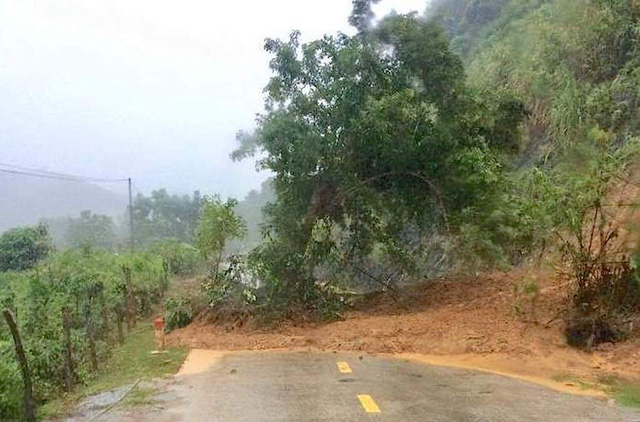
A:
230 369 238 374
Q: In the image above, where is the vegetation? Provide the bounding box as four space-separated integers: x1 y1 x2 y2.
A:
0 249 168 419
149 239 202 276
2 0 640 418
0 224 51 273
39 323 187 418
225 0 640 334
449 0 640 345
65 211 119 251
132 189 203 247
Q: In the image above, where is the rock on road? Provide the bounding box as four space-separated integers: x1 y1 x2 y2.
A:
86 350 640 422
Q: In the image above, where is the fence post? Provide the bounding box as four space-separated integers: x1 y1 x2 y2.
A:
87 317 98 372
62 309 75 392
116 306 125 345
153 317 165 352
122 266 136 331
3 309 36 422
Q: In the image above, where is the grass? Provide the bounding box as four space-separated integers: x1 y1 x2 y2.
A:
39 322 187 419
596 374 640 409
551 372 640 409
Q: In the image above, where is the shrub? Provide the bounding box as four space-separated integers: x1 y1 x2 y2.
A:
0 224 51 272
0 343 22 420
149 239 202 276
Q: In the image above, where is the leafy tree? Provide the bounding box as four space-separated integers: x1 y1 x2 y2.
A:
66 210 118 250
132 189 203 246
195 196 247 278
232 8 518 306
149 239 201 276
0 224 51 272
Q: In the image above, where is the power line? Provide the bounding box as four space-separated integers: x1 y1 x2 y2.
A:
0 161 138 251
0 162 128 183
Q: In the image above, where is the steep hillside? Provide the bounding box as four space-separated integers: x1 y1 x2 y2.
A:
430 0 639 163
0 172 127 232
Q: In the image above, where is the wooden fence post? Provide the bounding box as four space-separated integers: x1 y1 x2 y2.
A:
116 306 125 345
122 266 136 331
86 317 98 372
3 309 36 422
62 309 75 392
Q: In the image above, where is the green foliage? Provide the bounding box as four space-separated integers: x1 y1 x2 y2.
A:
223 0 640 324
232 8 523 309
66 210 118 250
0 223 51 272
462 0 639 159
149 239 201 276
0 249 168 415
195 196 247 263
0 342 22 420
39 323 187 419
132 189 203 247
164 295 197 331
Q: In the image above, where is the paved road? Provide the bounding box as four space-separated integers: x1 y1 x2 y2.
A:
97 351 640 422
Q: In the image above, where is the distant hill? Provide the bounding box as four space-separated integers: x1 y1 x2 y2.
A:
0 172 127 232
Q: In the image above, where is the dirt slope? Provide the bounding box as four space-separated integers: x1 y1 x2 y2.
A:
167 269 640 392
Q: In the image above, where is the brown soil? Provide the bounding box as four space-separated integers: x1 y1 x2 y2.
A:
167 269 640 394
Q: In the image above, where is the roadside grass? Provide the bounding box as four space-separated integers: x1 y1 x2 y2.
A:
596 374 640 408
39 322 187 419
551 373 640 408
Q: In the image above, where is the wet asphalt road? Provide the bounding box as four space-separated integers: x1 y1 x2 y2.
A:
97 351 640 422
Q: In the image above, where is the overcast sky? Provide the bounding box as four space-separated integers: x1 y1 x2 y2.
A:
0 0 427 199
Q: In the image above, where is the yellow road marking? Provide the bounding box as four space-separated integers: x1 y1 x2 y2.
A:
357 394 381 413
337 361 352 373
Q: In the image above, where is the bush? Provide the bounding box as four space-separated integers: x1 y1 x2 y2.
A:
164 295 200 331
149 240 202 276
0 224 51 272
0 343 22 421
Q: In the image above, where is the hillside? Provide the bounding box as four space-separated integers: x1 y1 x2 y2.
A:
0 172 127 232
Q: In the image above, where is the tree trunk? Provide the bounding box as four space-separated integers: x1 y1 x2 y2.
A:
62 309 75 392
214 247 223 283
3 310 36 422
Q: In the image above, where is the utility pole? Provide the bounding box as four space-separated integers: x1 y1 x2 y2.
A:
128 177 134 250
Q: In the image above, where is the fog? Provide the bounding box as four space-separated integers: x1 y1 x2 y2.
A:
0 0 426 199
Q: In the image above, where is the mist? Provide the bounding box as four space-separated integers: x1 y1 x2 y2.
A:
0 0 426 200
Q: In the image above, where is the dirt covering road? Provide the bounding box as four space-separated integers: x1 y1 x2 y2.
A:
167 270 640 394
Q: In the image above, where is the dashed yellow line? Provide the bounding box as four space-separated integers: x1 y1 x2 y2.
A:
357 394 381 413
337 361 352 373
